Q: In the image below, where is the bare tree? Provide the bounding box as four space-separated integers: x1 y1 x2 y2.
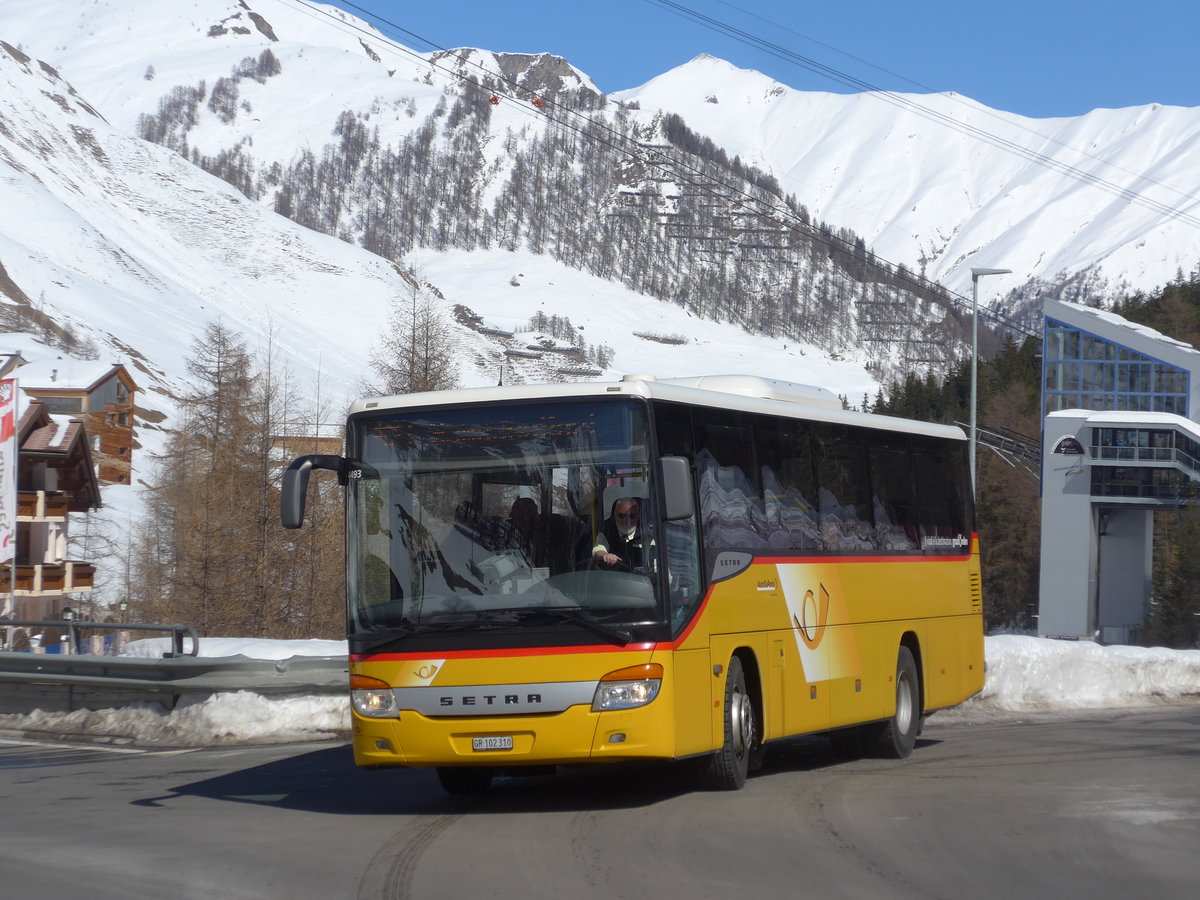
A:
364 276 459 396
125 321 346 638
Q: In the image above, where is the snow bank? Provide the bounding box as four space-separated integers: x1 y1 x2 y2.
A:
12 692 350 747
950 634 1200 717
120 636 347 660
2 636 1197 746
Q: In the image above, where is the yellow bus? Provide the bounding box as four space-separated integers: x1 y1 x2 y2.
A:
281 374 983 793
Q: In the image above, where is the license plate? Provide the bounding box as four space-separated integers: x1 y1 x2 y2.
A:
472 735 513 752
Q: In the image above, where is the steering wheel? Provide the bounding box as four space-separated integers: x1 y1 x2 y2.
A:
583 553 634 573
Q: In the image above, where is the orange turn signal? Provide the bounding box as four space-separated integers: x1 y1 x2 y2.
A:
350 673 391 691
600 663 664 682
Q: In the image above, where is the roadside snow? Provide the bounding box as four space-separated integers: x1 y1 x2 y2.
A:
940 634 1200 722
118 636 347 660
0 635 1196 747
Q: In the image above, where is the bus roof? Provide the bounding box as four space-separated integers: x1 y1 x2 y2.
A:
349 374 965 441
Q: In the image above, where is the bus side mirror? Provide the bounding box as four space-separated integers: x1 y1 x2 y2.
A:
281 454 345 529
659 456 694 521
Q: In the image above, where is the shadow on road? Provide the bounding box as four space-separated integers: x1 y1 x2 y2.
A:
142 730 939 816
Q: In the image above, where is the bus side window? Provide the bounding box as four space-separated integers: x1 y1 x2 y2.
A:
665 514 702 632
912 437 971 550
812 422 875 551
654 402 703 629
867 432 920 551
758 418 820 551
694 413 767 551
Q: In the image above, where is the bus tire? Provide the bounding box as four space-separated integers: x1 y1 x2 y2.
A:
697 655 757 790
436 766 494 794
867 645 920 759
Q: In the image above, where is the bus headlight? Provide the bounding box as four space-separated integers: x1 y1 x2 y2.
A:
592 664 663 711
351 673 398 718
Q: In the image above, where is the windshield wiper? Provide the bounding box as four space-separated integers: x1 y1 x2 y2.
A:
355 624 418 654
521 607 632 646
356 612 513 649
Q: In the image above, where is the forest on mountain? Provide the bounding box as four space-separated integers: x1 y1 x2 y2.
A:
133 51 968 379
876 272 1200 648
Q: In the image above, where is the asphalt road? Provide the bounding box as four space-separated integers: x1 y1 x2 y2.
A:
1 706 1197 899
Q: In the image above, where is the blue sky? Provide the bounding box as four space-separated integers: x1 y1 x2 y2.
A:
325 0 1197 119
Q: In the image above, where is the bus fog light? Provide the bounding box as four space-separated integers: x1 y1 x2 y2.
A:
592 664 664 711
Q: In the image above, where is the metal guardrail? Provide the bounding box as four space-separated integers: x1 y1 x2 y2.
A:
0 651 348 715
0 619 348 715
0 618 199 657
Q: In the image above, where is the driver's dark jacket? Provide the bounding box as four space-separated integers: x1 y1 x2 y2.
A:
591 519 645 570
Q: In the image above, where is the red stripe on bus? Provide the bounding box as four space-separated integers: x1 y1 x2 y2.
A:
757 553 971 564
352 642 657 663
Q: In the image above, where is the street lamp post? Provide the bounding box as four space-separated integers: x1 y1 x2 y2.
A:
970 267 1012 495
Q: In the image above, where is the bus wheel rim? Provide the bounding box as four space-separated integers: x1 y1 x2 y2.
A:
731 689 752 757
896 672 913 733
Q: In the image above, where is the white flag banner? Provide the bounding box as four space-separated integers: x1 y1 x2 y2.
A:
0 377 16 566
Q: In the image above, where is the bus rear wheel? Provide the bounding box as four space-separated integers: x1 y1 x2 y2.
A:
865 645 920 759
436 766 494 794
697 655 758 790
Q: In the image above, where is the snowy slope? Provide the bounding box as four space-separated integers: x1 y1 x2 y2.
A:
0 34 876 428
614 55 1200 306
1 0 1195 420
5 0 1197 315
0 35 421 414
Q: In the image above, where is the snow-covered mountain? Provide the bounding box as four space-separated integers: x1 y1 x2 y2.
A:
2 0 1198 419
0 23 874 436
614 54 1200 318
5 0 1198 328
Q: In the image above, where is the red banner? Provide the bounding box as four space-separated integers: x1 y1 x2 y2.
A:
0 378 16 566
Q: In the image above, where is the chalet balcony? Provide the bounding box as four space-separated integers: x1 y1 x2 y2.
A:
0 561 95 594
16 490 70 522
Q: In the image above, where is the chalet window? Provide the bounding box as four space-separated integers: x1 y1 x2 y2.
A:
43 397 83 414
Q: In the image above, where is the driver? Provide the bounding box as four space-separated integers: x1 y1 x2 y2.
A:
591 497 645 570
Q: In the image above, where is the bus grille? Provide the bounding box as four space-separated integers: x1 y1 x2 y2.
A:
969 573 983 612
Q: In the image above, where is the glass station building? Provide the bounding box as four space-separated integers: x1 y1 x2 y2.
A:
1038 298 1200 643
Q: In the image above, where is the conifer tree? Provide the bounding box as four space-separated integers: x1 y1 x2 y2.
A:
1148 506 1200 648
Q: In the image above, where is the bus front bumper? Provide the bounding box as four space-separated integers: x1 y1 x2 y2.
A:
351 702 679 768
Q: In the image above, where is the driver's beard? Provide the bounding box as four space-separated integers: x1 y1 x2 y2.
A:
617 522 636 540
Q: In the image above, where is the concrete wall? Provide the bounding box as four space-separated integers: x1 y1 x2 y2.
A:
1038 412 1097 638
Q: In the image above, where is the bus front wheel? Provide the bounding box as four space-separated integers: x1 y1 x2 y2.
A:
697 655 758 790
865 645 920 759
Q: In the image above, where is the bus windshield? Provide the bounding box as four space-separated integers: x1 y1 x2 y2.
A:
346 398 667 643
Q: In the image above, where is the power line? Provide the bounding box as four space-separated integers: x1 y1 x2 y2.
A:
270 0 1039 337
644 0 1200 229
708 0 1200 218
